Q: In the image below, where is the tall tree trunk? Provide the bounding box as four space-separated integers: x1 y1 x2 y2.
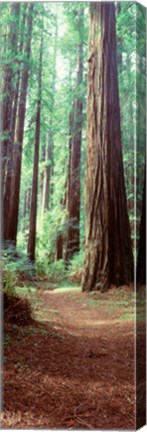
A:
23 187 31 219
116 3 122 72
10 4 27 147
42 8 58 209
2 3 20 198
40 146 46 209
82 3 133 292
65 15 83 261
6 4 34 245
41 130 52 212
23 190 27 219
64 108 74 261
137 169 146 285
3 4 27 242
27 25 43 262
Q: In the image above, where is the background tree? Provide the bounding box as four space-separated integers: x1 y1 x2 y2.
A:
65 7 84 262
137 170 146 285
3 4 27 243
27 14 43 262
5 3 34 246
2 3 20 192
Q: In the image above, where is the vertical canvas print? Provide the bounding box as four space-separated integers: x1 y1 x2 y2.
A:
0 1 146 429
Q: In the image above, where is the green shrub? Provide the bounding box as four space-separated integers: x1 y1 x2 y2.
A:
36 255 50 277
2 249 36 294
47 260 67 283
68 251 84 284
2 255 17 297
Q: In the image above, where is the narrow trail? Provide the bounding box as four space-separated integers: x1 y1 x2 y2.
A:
3 286 135 429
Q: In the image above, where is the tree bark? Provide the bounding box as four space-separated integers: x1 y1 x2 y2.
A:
82 3 133 292
116 3 122 72
41 130 52 213
2 3 20 198
44 8 58 206
27 24 43 262
3 4 27 242
65 12 84 261
6 4 34 245
137 169 146 285
56 233 63 260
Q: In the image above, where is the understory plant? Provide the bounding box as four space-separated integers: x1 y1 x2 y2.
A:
68 251 84 284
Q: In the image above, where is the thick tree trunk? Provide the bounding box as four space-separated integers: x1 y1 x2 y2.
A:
65 20 83 261
10 4 27 148
6 4 34 245
137 169 146 285
3 4 27 242
27 26 43 262
82 3 133 292
2 3 20 198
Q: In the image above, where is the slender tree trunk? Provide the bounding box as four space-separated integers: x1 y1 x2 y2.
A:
42 8 58 207
40 146 46 209
137 169 146 285
23 190 27 219
82 3 133 292
23 187 31 219
65 17 83 261
64 109 74 260
56 233 63 260
116 3 122 72
3 4 27 242
27 25 43 262
6 4 34 245
41 130 52 212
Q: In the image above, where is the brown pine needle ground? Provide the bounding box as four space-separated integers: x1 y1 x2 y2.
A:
2 284 140 429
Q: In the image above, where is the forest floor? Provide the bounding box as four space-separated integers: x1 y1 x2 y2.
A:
2 282 145 429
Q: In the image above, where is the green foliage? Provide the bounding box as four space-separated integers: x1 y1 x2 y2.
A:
2 2 145 273
36 254 50 277
37 211 65 257
68 250 84 284
47 260 67 282
2 252 17 297
2 249 35 294
36 256 67 282
117 2 146 252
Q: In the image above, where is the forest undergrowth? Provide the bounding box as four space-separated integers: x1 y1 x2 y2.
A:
3 281 145 429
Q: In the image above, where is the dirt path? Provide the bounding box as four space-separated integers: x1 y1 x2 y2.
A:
3 286 135 429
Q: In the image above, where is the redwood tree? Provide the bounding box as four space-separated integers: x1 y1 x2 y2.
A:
3 4 27 242
27 23 43 261
65 9 84 261
41 130 52 213
6 3 34 245
137 169 146 285
41 9 58 214
2 3 20 197
82 3 133 292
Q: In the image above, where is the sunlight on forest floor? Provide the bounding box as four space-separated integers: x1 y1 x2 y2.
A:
3 283 145 429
